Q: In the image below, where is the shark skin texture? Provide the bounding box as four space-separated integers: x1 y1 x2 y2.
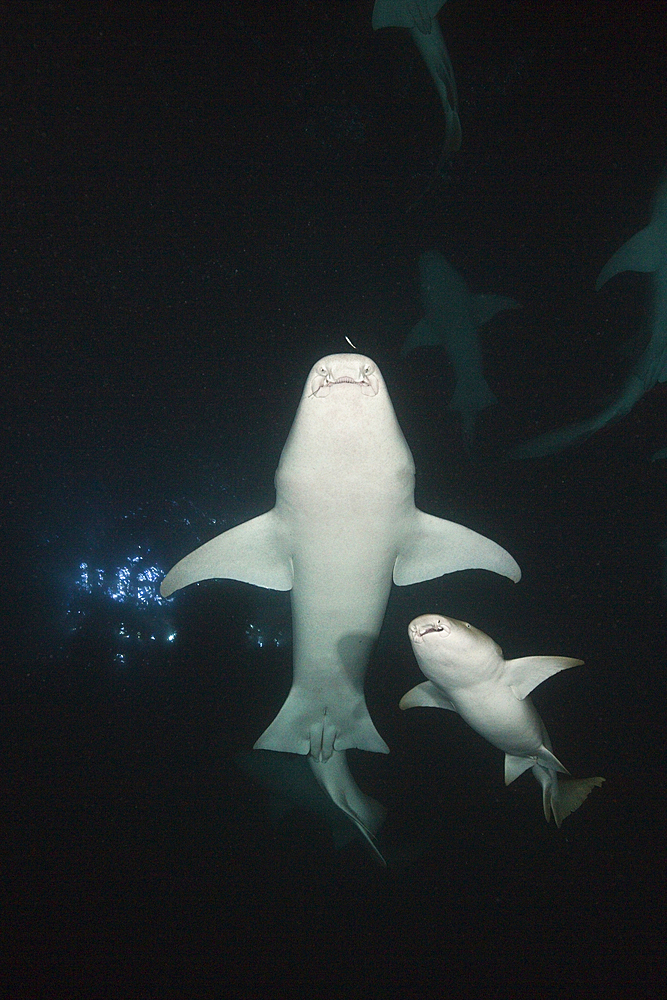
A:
161 355 520 765
372 0 461 154
403 251 520 449
512 168 667 459
400 614 604 826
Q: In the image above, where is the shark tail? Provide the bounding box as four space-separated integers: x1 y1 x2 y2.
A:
254 688 390 760
546 775 605 828
309 753 387 867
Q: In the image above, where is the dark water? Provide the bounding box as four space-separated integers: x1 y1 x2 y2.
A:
1 3 664 996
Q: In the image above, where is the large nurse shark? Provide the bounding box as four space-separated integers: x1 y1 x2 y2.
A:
161 354 520 767
400 614 604 826
511 168 667 459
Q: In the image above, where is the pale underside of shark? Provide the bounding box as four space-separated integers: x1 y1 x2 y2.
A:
238 749 387 866
372 0 461 154
400 614 604 826
403 251 520 448
511 169 667 459
161 354 520 770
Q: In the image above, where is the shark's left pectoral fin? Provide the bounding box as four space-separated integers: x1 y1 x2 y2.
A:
160 509 292 597
401 317 441 356
470 294 521 329
505 655 583 701
394 510 521 586
399 680 457 711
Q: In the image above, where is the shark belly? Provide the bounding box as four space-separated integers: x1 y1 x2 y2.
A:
255 494 407 760
452 686 546 758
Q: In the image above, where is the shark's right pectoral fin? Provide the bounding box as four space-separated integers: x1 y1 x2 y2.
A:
160 509 292 597
393 510 521 586
399 680 457 711
596 222 661 290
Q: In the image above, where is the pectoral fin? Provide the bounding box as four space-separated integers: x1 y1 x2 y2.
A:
505 747 570 786
505 655 583 700
161 509 292 597
399 681 457 711
470 294 520 329
596 223 662 290
393 510 521 585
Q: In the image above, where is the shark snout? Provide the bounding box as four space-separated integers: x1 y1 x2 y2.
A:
409 615 451 644
310 355 380 398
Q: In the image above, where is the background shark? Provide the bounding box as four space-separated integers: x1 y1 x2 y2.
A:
403 251 520 448
400 614 604 827
161 354 520 766
512 168 667 458
372 0 461 154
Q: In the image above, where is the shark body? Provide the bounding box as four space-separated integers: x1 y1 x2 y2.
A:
400 614 604 826
512 169 667 458
161 355 520 764
372 0 461 154
403 251 519 448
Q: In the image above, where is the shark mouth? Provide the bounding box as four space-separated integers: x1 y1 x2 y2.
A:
310 363 379 398
409 617 450 644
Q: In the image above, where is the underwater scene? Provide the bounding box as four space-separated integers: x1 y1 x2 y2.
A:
2 2 664 997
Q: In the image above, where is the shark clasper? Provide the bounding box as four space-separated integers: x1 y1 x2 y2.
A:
162 355 520 764
403 251 520 448
400 614 604 826
372 0 461 154
512 168 667 459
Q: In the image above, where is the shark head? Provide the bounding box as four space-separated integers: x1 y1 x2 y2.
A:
308 354 380 398
408 613 503 683
277 354 415 492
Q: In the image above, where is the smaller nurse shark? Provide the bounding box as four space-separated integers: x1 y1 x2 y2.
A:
372 0 461 154
400 614 604 826
512 168 667 459
403 251 520 448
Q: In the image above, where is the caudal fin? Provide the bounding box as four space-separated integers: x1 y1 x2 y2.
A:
254 687 389 760
546 775 605 828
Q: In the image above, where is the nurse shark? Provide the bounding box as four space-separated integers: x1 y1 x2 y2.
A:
400 614 604 826
372 0 461 154
403 251 519 448
161 355 520 767
512 168 667 458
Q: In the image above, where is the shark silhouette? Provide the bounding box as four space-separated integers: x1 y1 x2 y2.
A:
161 354 520 766
372 0 461 154
512 169 667 458
403 251 520 448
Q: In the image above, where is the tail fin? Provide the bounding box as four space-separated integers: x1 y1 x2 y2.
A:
254 687 389 760
541 774 605 827
309 752 387 867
